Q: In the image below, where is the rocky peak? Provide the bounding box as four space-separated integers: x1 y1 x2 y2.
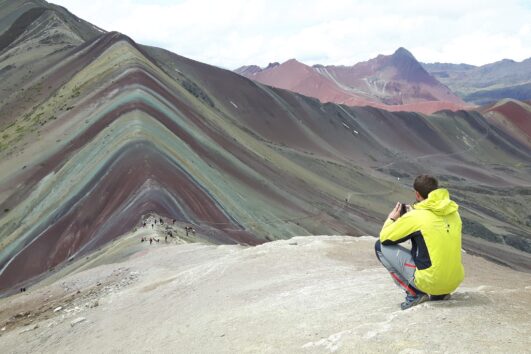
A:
387 47 438 84
234 65 262 76
392 47 415 60
265 62 280 70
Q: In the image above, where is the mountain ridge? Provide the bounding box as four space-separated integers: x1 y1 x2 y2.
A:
237 49 531 109
235 48 467 114
423 56 531 104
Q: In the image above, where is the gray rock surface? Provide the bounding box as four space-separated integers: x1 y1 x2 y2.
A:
0 235 529 353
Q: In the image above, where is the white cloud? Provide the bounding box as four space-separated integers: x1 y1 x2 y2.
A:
52 0 531 68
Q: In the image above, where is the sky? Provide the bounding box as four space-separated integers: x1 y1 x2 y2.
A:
52 0 531 69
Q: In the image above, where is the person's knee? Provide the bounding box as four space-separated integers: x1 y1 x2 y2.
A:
374 240 382 261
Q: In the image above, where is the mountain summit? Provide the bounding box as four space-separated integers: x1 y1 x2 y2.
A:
393 46 415 57
388 47 438 84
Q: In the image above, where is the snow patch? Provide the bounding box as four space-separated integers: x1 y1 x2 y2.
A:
92 25 105 33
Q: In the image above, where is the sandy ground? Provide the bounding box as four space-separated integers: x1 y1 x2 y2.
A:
0 234 530 353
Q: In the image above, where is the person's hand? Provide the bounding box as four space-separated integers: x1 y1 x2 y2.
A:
387 202 402 221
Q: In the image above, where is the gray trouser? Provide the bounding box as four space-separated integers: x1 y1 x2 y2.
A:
375 240 422 296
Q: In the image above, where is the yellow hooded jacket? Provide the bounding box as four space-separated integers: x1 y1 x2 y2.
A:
379 188 465 295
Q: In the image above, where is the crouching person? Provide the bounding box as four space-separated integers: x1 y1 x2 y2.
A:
375 175 464 310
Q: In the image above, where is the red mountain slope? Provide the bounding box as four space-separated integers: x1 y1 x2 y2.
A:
235 48 470 114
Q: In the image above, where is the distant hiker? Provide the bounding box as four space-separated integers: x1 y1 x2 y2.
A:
141 237 145 243
172 219 176 225
160 218 163 224
151 224 154 229
143 222 146 228
165 235 168 243
185 226 189 237
375 175 464 310
149 238 153 245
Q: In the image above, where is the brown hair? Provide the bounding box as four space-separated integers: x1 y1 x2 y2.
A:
414 175 438 199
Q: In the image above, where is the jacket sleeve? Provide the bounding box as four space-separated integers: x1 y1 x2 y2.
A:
379 211 422 245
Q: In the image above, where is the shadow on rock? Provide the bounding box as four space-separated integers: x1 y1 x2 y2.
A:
426 291 492 308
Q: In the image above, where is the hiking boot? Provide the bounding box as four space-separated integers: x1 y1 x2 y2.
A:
400 293 429 310
430 294 451 301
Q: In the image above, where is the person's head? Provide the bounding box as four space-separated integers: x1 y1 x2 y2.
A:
413 175 438 201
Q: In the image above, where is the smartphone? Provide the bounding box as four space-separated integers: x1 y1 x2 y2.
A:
400 203 408 216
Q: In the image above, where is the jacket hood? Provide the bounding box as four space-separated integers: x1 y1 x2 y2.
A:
414 188 458 216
